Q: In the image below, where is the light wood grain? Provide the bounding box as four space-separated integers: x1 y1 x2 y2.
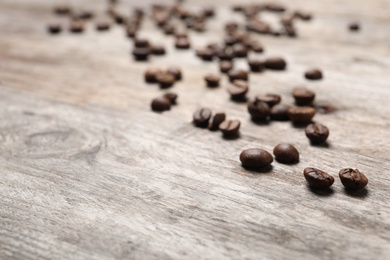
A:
1 0 390 259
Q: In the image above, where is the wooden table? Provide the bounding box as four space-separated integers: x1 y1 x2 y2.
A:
1 0 390 259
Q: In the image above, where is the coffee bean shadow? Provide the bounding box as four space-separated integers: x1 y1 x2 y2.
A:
291 121 313 128
242 165 273 174
251 119 271 126
307 186 335 197
230 97 248 103
222 133 240 141
275 158 299 165
344 188 369 198
310 141 331 148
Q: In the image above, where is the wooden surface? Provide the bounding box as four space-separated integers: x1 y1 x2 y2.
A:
1 0 390 259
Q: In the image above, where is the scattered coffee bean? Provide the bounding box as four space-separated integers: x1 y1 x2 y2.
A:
144 68 162 83
228 69 248 82
196 48 214 61
132 47 150 61
193 108 212 128
209 112 226 131
256 94 281 107
220 60 233 73
265 2 286 12
48 23 62 34
251 43 264 53
163 92 178 104
156 72 175 88
150 44 166 55
175 37 191 49
349 22 360 31
294 10 312 21
273 143 299 164
339 168 368 190
248 100 270 121
248 58 264 72
134 38 150 48
232 44 248 58
304 167 334 189
69 19 85 33
305 68 323 80
270 104 290 121
288 107 316 124
167 67 182 81
204 74 220 87
228 80 249 100
292 87 315 106
151 96 171 112
219 120 240 137
240 148 273 169
54 5 72 16
74 10 94 20
96 20 111 31
264 57 286 70
305 123 329 144
216 47 234 60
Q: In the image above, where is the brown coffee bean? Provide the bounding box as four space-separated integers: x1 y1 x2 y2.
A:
96 20 111 31
339 168 368 190
167 67 182 81
196 48 214 61
228 80 249 100
162 24 175 35
219 120 240 137
240 148 273 169
273 143 299 164
292 87 315 106
294 10 312 21
69 19 85 33
175 37 191 49
54 5 72 16
151 97 171 112
283 24 297 37
305 123 329 144
163 92 178 104
132 47 150 61
264 2 286 12
193 108 212 128
248 58 264 72
256 94 281 107
304 167 334 189
228 69 248 82
134 38 149 48
208 112 226 131
156 72 175 88
224 36 240 46
246 20 272 34
203 7 215 17
144 68 162 83
48 23 62 34
305 68 323 80
288 106 316 124
150 45 166 55
251 42 264 53
204 74 220 88
216 47 234 61
349 22 360 31
74 10 94 20
232 44 248 58
220 60 233 73
248 100 270 121
270 104 290 121
264 57 286 70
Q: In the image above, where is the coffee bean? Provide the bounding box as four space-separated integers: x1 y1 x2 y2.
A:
270 104 290 121
126 26 138 38
248 58 264 72
224 36 240 46
132 47 150 61
162 24 176 35
232 44 248 58
144 68 162 83
339 168 368 190
273 143 299 164
251 42 264 53
175 37 191 49
264 57 286 70
74 10 94 20
193 108 212 128
69 19 85 33
246 20 272 34
283 24 297 37
228 80 249 100
294 10 312 21
228 69 248 82
225 22 239 32
134 38 149 48
248 100 270 121
219 120 240 137
163 92 178 104
167 67 182 81
208 112 226 131
96 20 111 31
216 47 234 61
151 96 171 112
156 72 175 88
203 7 215 17
204 74 220 87
256 94 281 107
305 123 329 144
288 106 316 124
303 167 334 189
150 44 166 55
292 87 315 106
240 148 273 168
220 60 233 73
264 2 286 12
54 5 72 16
196 48 214 61
349 22 360 31
305 68 323 80
48 23 62 34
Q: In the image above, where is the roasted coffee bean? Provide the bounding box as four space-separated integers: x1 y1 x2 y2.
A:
209 112 226 131
294 10 312 21
193 108 212 128
144 68 162 83
228 80 249 100
305 123 329 144
132 47 150 61
96 20 111 31
162 24 175 35
196 48 214 61
248 58 264 72
288 106 316 124
251 43 264 53
292 87 315 106
264 2 286 12
163 92 178 104
246 20 272 34
69 19 85 33
283 24 297 37
151 96 171 112
48 23 62 34
339 168 368 190
175 37 191 49
167 67 182 81
305 68 323 80
349 22 360 31
256 94 281 107
150 45 166 55
216 47 234 61
220 60 233 73
219 120 240 137
304 167 334 189
203 7 215 17
204 74 220 87
270 104 290 121
248 100 270 121
156 72 175 88
224 36 240 46
240 148 273 168
232 44 248 58
225 22 239 32
54 5 72 15
228 69 248 82
75 10 94 20
264 57 286 70
273 143 299 164
134 38 149 48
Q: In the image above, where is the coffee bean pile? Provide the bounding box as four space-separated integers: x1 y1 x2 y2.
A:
48 1 367 192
